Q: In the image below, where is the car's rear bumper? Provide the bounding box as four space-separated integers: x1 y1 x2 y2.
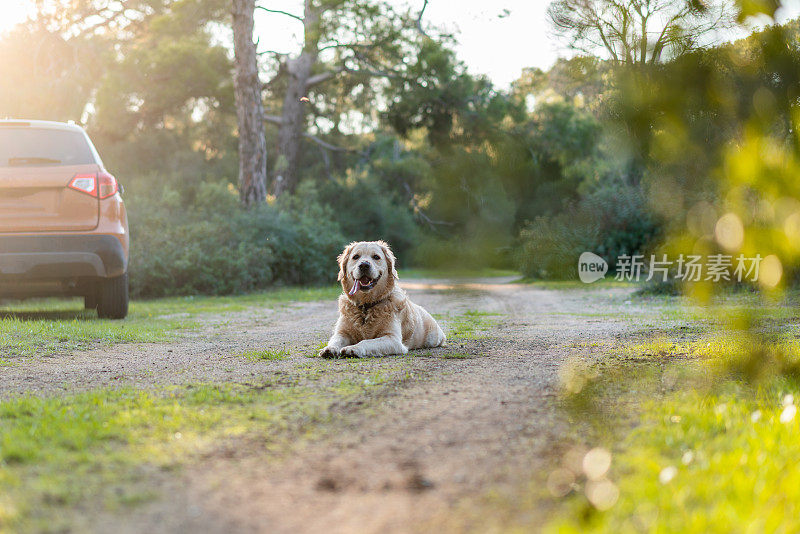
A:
0 235 127 279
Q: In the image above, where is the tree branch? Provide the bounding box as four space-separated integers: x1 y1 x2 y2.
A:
318 40 376 52
348 54 405 79
263 115 364 154
345 65 403 80
258 49 290 56
304 132 363 154
255 6 303 22
305 59 406 87
400 181 454 229
306 66 346 87
416 0 430 38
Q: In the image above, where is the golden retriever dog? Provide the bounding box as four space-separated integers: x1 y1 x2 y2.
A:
320 241 446 358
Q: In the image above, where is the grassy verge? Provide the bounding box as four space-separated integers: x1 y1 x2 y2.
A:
0 355 419 531
0 311 190 359
545 314 800 531
543 347 800 532
0 285 339 358
552 372 800 532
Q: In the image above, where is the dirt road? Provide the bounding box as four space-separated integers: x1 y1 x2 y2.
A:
7 278 666 532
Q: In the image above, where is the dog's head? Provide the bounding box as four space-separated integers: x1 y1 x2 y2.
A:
337 240 398 302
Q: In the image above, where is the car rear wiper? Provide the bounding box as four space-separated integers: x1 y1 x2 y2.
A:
8 157 62 166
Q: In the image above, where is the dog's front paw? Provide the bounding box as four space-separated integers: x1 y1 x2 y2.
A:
319 346 340 359
339 345 364 358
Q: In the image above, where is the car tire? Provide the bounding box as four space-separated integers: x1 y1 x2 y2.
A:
84 290 98 310
97 273 129 319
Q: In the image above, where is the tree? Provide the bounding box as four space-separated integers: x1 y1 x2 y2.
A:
232 0 267 206
259 0 430 196
90 3 232 141
511 57 610 111
547 0 734 66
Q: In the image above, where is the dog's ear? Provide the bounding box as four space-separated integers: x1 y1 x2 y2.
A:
337 242 356 282
377 241 399 280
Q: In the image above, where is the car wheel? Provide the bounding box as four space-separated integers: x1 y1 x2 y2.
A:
84 290 98 310
97 273 129 319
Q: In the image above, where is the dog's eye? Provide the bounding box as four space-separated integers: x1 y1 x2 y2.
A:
352 254 360 261
372 254 380 261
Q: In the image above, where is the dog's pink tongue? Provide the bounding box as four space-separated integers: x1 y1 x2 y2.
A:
349 279 361 296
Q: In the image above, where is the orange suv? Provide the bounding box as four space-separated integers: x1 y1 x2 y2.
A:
0 120 129 318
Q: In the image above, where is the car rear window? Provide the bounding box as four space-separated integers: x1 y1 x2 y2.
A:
0 128 96 167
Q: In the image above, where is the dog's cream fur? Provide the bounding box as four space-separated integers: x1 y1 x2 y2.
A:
320 241 445 358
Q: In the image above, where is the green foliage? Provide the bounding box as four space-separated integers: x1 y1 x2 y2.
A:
308 176 420 264
386 40 521 148
511 57 610 110
125 173 347 297
518 181 661 279
88 1 235 176
507 101 605 224
412 233 512 270
386 83 610 273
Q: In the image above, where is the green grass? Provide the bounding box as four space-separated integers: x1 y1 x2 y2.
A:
0 364 397 531
438 310 501 340
0 350 426 530
550 371 800 532
0 285 339 358
0 384 297 530
238 348 291 361
131 285 341 316
0 310 190 358
542 307 800 533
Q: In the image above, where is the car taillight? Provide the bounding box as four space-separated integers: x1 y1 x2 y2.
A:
67 171 118 199
97 171 118 199
68 174 97 196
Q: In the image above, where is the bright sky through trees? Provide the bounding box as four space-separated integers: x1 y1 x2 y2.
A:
2 0 800 88
251 0 800 87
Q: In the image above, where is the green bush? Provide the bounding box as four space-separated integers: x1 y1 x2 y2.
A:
311 179 420 265
517 181 661 279
411 233 513 270
124 173 347 297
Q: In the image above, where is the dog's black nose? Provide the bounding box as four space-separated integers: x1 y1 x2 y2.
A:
358 261 370 272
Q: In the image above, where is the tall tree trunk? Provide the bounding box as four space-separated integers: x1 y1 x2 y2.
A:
273 53 314 196
272 0 321 197
232 0 267 207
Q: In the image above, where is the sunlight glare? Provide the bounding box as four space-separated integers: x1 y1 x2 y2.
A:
585 479 619 510
582 448 612 481
0 0 33 35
